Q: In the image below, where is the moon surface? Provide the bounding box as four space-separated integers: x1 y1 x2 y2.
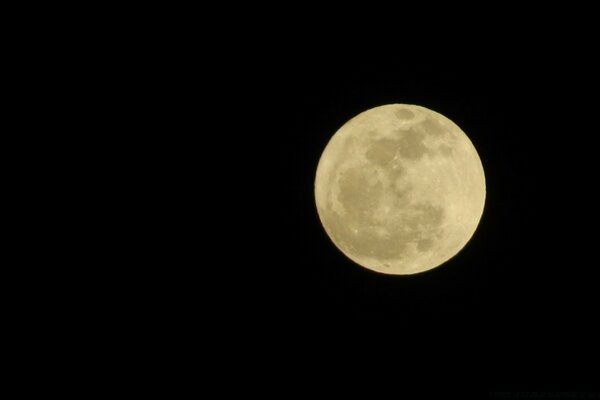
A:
314 104 485 275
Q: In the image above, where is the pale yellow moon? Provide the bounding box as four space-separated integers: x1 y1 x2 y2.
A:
314 104 486 275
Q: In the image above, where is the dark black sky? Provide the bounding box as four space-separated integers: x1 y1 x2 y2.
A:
220 47 599 392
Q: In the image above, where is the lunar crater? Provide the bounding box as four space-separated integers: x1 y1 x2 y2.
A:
419 116 446 136
395 109 415 120
396 128 429 160
364 138 400 166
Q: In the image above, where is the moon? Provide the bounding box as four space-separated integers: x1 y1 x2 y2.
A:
314 104 485 275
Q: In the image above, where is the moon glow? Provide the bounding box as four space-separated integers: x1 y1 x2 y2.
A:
314 104 486 275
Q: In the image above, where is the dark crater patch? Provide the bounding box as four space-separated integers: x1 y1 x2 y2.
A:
395 109 415 120
397 128 429 159
336 166 383 217
365 138 400 166
419 117 447 136
439 144 453 156
405 202 444 230
417 238 434 252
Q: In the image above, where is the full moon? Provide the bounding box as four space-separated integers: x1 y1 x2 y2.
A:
314 104 485 275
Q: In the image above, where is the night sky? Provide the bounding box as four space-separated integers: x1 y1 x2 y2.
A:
45 9 600 397
224 48 599 392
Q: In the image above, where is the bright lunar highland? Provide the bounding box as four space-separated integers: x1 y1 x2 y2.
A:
314 104 486 275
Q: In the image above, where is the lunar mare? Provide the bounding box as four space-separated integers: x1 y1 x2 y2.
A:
314 104 485 275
